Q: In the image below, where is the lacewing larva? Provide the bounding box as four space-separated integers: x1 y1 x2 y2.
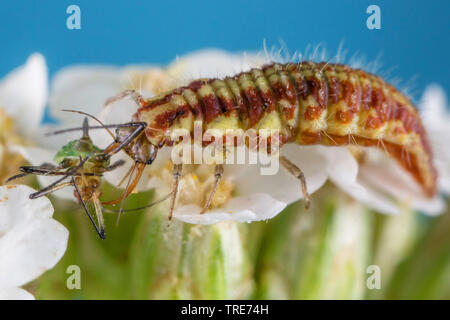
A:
55 61 439 220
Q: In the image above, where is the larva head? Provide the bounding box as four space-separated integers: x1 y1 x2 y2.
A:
115 125 158 165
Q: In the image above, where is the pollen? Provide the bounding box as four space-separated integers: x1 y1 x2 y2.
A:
150 160 235 211
0 108 26 183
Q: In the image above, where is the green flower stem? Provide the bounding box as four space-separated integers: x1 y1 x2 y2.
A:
254 185 372 299
366 206 423 299
129 196 254 299
384 204 450 299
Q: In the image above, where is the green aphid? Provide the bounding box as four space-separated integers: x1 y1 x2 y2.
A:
53 128 110 173
7 117 123 239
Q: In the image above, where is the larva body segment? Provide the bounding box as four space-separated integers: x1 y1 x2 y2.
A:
134 62 437 197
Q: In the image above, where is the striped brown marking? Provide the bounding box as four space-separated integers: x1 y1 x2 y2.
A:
265 64 297 122
304 62 328 110
238 73 265 127
250 69 277 113
328 78 340 105
210 80 236 114
225 77 249 126
153 102 190 131
305 106 322 121
190 82 221 124
285 63 308 98
273 64 298 105
357 71 373 111
181 88 203 118
133 62 437 197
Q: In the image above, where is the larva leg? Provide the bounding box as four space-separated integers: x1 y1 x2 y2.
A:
102 122 147 157
279 156 310 209
168 163 183 220
104 89 143 107
201 164 224 214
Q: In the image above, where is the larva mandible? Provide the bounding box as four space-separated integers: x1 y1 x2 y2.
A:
98 61 437 218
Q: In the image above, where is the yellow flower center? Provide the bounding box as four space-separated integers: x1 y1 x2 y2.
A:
0 108 25 183
150 161 235 210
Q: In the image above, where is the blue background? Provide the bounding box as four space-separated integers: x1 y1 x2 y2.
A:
1 0 449 100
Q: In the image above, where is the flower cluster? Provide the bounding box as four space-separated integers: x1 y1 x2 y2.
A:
0 50 449 299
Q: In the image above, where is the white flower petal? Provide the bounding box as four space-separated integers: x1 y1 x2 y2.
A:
358 149 445 215
0 185 53 236
33 123 85 149
49 66 132 124
0 185 68 288
168 49 268 81
229 145 329 205
9 146 74 200
420 85 450 195
321 146 402 215
0 287 34 300
420 84 448 121
0 53 47 135
173 193 286 224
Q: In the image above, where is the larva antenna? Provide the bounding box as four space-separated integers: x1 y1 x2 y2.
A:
44 123 136 136
61 109 115 139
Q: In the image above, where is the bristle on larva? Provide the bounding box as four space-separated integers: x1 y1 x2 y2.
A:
135 62 437 198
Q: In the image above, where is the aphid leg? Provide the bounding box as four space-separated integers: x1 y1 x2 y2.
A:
29 181 73 199
72 176 105 239
279 156 310 209
92 193 106 239
29 176 72 199
105 160 126 172
12 165 99 178
28 157 90 199
18 166 61 175
201 164 224 214
168 163 183 220
38 162 58 169
5 172 30 182
8 163 65 182
104 89 143 107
